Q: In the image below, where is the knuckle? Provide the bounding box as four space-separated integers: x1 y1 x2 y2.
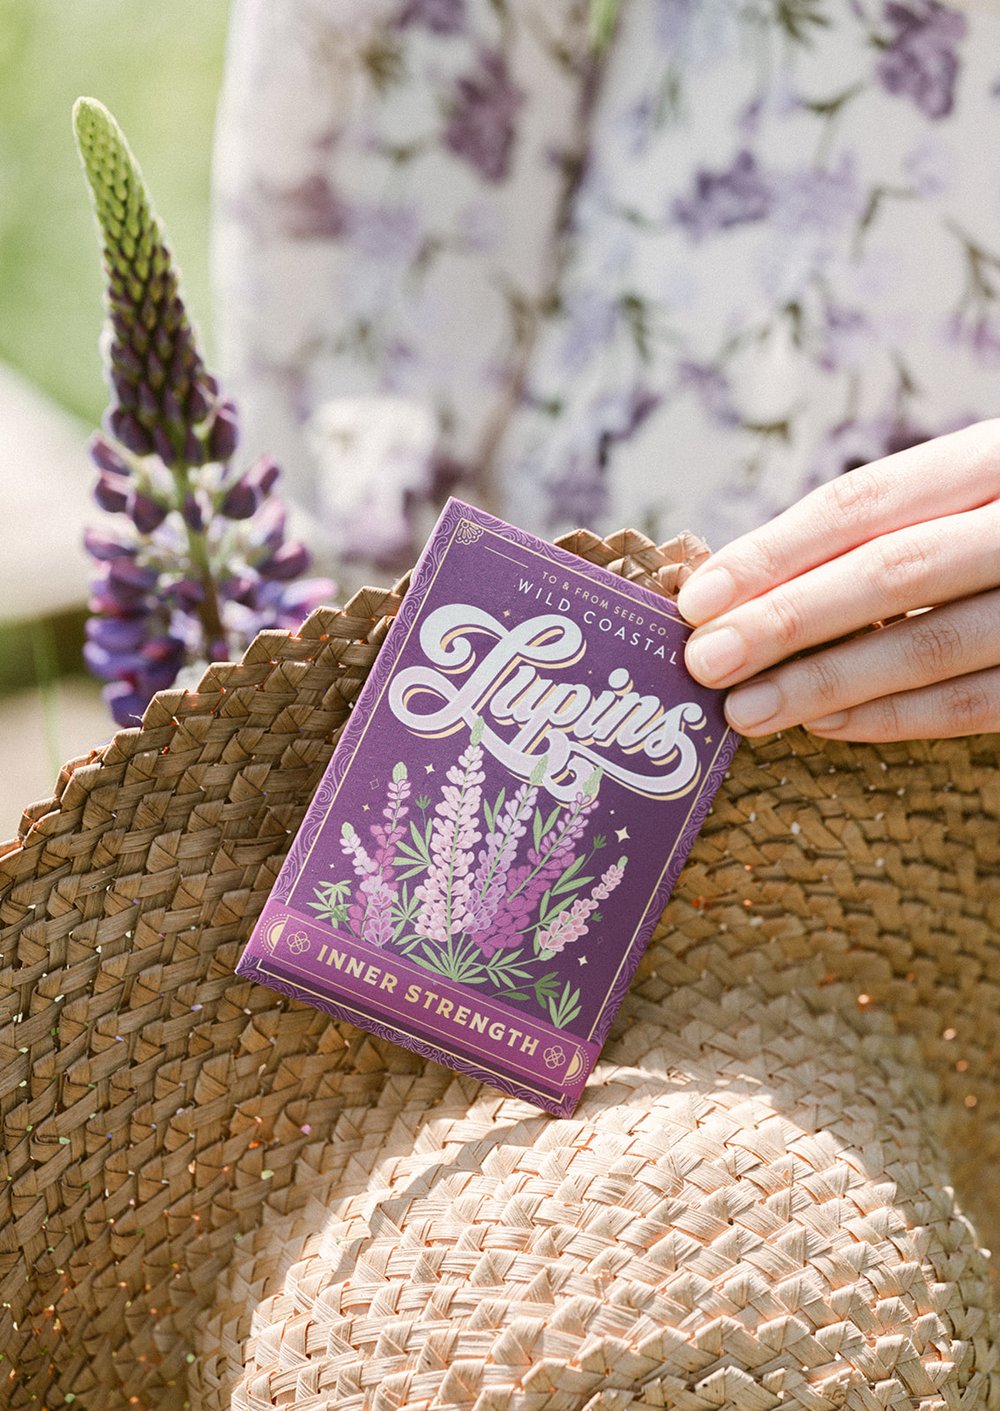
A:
740 535 784 586
943 679 992 731
875 693 904 738
762 589 805 649
825 468 884 529
904 617 964 678
874 534 934 597
800 651 843 708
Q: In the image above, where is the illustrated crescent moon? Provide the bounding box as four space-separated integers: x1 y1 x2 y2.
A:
564 1050 583 1081
263 916 287 955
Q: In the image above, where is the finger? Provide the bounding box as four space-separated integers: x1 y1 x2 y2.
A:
801 664 1000 741
677 417 1000 625
723 587 1000 735
684 497 1000 689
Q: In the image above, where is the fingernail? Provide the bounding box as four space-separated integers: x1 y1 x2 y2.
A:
726 679 782 730
677 567 736 624
685 626 746 683
806 711 848 731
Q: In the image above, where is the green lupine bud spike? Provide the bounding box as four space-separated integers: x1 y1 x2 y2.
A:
584 766 603 797
341 822 356 840
616 855 627 869
530 755 548 786
392 762 408 784
72 97 224 466
470 716 485 745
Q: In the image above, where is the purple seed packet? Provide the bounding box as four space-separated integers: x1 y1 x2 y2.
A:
237 498 740 1115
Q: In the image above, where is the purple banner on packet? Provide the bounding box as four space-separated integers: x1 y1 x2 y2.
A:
237 498 740 1115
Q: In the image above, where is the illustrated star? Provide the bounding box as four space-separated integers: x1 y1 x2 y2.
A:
362 803 371 812
503 609 511 618
578 955 588 966
615 826 630 843
424 763 435 774
704 734 714 744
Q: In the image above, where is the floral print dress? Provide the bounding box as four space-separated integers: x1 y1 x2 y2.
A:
212 0 1000 581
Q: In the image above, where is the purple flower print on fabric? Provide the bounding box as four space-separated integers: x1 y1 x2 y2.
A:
273 173 351 241
671 149 772 241
816 303 871 374
945 309 1000 367
443 48 524 183
543 453 611 531
396 0 465 33
351 203 424 264
673 361 740 428
558 289 621 376
772 152 862 239
804 411 934 494
874 1 967 120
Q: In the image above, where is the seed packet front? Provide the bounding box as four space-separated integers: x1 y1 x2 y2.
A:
237 498 740 1115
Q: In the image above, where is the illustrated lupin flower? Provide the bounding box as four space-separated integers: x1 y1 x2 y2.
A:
482 769 603 956
415 719 486 943
341 764 412 947
538 855 627 955
466 754 547 943
74 97 334 726
340 822 378 938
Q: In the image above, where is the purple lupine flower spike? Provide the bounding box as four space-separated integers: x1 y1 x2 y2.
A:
74 98 336 727
74 99 222 467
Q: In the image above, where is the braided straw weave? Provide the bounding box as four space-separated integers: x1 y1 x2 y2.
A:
1 526 998 1411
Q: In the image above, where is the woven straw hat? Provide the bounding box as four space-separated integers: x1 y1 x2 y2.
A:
1 526 998 1411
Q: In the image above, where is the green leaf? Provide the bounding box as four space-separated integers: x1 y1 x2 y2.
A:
548 982 582 1029
552 873 594 897
555 854 585 886
534 805 560 853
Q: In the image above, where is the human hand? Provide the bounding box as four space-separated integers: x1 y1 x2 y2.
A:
676 418 1000 741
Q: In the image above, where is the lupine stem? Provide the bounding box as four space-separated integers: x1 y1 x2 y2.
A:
169 466 227 651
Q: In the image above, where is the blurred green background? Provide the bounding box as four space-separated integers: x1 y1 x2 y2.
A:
0 0 229 423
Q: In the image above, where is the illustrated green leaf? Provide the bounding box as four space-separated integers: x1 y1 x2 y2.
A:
548 982 582 1029
552 873 594 897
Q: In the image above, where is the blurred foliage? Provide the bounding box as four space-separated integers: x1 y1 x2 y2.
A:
0 0 229 424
